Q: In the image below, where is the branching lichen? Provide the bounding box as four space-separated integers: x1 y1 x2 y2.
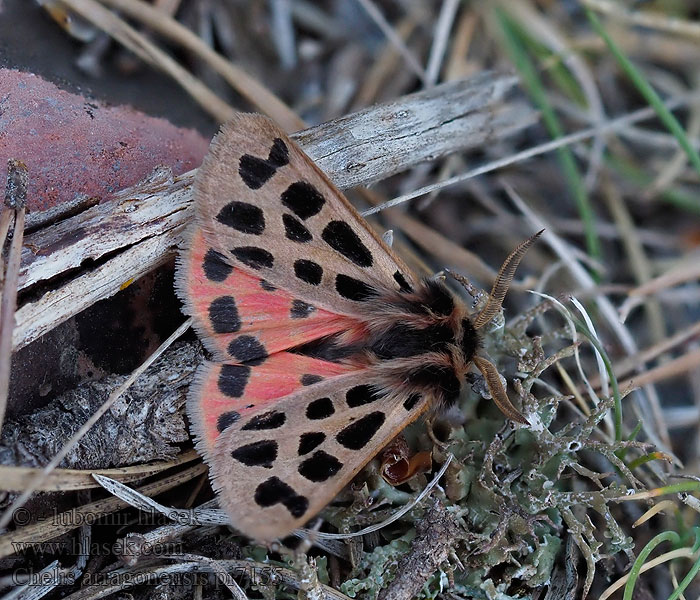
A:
333 299 657 598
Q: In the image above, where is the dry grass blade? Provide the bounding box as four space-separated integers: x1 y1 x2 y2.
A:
353 18 418 108
355 0 428 85
95 0 304 131
599 548 699 600
0 463 207 560
425 0 460 86
0 159 27 435
363 89 700 215
632 500 677 528
59 0 236 122
603 178 666 345
583 0 700 40
620 259 700 322
93 474 229 525
619 348 700 392
590 320 700 390
0 449 199 492
501 0 607 188
629 258 700 297
164 554 249 600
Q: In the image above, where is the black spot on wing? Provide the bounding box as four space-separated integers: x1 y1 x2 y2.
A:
336 411 385 450
284 496 310 519
322 221 373 267
268 138 290 167
283 214 312 243
306 397 334 420
228 335 268 365
335 274 377 301
260 279 277 291
294 259 323 285
254 476 308 518
407 364 461 405
217 410 240 432
239 138 289 190
239 156 275 190
216 201 265 234
231 440 277 467
241 410 286 430
209 296 241 334
218 365 250 398
281 181 325 219
203 249 233 282
393 271 413 293
231 246 274 270
291 299 315 319
298 450 343 482
403 393 421 411
300 374 323 386
346 385 383 407
298 432 326 455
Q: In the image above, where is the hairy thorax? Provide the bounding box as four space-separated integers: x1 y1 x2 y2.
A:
292 278 481 409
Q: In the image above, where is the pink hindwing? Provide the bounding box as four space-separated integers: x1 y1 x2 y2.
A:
189 353 354 457
179 229 359 361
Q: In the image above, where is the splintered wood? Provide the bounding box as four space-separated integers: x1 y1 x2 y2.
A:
16 74 535 351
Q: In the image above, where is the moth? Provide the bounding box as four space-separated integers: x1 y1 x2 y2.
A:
176 113 540 542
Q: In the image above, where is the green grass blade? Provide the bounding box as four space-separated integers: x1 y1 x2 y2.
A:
586 8 700 181
495 9 602 274
624 531 681 600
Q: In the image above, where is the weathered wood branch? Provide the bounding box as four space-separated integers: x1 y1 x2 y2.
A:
16 72 536 350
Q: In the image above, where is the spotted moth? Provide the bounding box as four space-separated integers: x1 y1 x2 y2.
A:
176 113 540 542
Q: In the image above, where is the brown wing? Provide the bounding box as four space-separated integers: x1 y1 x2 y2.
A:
189 113 418 317
209 371 430 541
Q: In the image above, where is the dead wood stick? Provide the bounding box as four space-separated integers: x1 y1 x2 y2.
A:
1 159 27 432
378 499 460 600
16 74 535 351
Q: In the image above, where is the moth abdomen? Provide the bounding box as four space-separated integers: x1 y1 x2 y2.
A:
290 333 364 364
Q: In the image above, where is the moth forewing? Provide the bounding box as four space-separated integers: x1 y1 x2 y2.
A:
191 113 419 317
208 373 431 541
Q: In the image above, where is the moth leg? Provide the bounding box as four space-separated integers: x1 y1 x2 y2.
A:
444 268 481 299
